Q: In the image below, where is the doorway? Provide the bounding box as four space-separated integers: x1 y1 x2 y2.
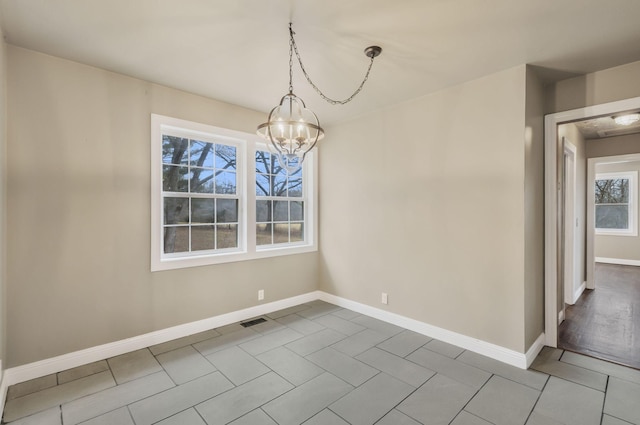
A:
544 97 640 365
558 153 640 368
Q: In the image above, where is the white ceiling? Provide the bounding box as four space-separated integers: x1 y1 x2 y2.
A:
574 113 640 139
2 0 640 125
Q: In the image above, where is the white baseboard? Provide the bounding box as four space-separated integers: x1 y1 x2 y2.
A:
317 292 537 369
3 291 321 388
525 333 546 368
566 281 587 305
596 257 640 267
0 360 6 422
574 281 586 303
558 309 565 323
3 288 542 404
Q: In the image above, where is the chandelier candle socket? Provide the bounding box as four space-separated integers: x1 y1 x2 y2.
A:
257 23 381 173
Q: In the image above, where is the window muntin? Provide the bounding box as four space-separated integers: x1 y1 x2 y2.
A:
595 171 638 236
162 135 240 256
255 151 305 246
151 114 317 271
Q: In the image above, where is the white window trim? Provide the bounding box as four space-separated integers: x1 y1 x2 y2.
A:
594 170 638 237
151 114 317 271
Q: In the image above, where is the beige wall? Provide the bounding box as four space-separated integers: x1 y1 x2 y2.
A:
5 46 319 367
594 160 640 262
524 67 545 349
320 65 532 353
545 60 640 114
587 133 640 159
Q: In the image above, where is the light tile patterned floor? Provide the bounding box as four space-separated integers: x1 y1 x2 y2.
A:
3 300 640 424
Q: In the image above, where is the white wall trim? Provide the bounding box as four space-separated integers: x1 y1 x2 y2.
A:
2 291 321 388
567 281 587 305
317 292 541 369
0 361 6 422
1 288 545 414
596 257 640 267
525 333 547 369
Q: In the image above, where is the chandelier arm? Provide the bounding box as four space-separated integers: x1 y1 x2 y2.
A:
289 24 378 106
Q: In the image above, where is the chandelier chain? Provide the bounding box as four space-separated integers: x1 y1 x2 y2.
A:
288 27 294 94
288 24 377 106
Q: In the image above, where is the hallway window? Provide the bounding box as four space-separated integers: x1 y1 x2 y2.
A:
595 171 638 236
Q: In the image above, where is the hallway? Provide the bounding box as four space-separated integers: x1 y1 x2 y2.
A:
559 263 640 369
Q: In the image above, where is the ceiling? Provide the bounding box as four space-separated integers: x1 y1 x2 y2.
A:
2 0 640 125
574 112 640 140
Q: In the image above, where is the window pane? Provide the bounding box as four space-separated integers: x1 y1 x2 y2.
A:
274 223 289 243
291 222 304 242
290 201 303 221
217 224 238 249
273 173 287 197
596 205 629 229
595 179 629 203
288 173 303 197
164 197 189 224
162 136 188 165
190 140 214 168
215 145 237 170
191 169 214 193
256 200 271 222
164 226 188 253
255 151 271 174
256 173 270 196
217 199 238 223
256 223 272 245
163 165 189 192
274 201 289 222
191 198 214 223
191 225 215 251
216 171 236 194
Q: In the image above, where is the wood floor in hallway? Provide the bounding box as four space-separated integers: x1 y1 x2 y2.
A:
559 263 640 370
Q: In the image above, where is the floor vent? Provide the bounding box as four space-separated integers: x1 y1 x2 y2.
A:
240 317 267 328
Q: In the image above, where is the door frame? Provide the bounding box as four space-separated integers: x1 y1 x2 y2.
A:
544 96 640 347
562 139 578 308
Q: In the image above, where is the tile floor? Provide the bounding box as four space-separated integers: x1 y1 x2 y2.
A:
3 300 640 425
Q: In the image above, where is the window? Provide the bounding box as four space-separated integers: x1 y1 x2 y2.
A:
162 135 239 255
151 114 317 271
594 171 638 236
255 151 305 246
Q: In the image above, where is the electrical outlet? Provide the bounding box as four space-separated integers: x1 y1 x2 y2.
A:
381 292 388 305
258 289 264 301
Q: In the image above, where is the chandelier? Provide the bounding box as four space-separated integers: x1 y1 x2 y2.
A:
257 23 382 173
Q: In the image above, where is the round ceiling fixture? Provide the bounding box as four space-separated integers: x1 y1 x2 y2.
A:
613 113 640 126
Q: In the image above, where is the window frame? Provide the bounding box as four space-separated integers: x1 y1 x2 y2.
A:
594 170 638 237
151 114 317 271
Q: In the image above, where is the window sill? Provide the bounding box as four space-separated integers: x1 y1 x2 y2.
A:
151 243 317 271
595 229 638 237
